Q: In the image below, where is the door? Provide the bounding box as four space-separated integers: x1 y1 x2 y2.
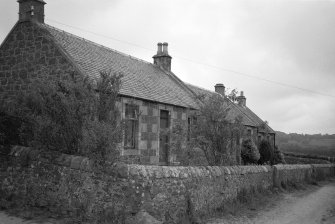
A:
159 110 169 164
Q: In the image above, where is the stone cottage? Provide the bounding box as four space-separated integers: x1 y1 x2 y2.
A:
0 0 275 165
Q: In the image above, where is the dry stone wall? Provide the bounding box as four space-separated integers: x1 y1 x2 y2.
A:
0 146 334 223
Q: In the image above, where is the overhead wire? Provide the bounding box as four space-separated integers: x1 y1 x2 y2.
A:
46 18 335 99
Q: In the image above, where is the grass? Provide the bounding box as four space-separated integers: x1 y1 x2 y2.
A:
204 181 313 223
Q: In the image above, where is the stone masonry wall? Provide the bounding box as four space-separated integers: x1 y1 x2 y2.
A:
121 97 188 165
1 146 334 223
0 21 78 102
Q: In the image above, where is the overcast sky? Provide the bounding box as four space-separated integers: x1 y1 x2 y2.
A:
1 0 335 134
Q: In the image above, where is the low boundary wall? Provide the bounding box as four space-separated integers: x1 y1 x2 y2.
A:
1 146 334 223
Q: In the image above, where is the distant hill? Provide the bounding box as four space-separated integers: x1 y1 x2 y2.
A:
276 131 335 157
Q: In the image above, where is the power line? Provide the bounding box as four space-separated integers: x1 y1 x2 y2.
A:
47 19 155 51
46 18 335 99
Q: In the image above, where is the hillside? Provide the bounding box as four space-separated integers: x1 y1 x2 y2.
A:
276 131 335 157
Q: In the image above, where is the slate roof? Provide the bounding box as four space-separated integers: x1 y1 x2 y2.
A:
236 104 275 133
34 22 273 132
37 23 199 109
186 83 275 133
186 83 255 126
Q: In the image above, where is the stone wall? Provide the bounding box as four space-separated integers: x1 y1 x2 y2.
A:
0 146 334 223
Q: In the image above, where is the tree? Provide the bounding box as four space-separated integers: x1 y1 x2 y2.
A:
273 145 286 164
258 139 274 165
192 94 243 166
241 139 260 165
0 70 123 165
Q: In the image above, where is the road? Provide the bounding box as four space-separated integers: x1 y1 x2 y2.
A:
207 181 335 224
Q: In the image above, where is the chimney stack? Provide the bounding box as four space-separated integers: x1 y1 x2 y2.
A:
214 83 225 96
236 91 246 107
153 42 172 72
18 0 46 23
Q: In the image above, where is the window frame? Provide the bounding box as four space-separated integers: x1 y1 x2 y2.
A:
124 104 139 150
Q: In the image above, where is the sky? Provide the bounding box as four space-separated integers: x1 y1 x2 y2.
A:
1 0 335 134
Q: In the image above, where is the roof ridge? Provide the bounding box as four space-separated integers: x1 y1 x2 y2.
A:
39 23 154 66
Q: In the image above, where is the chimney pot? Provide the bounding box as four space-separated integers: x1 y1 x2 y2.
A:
162 42 168 54
157 42 163 54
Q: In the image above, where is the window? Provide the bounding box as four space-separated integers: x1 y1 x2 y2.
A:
235 131 240 145
247 129 252 137
160 110 169 129
124 104 139 149
187 117 191 141
187 116 197 141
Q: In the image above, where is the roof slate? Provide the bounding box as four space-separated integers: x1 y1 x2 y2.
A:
38 23 199 109
236 104 275 133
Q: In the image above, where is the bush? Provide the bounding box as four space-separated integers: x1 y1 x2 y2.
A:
0 70 123 165
241 139 260 165
258 140 274 165
273 145 286 164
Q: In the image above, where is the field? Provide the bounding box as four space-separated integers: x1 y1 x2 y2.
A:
280 143 335 157
276 132 335 158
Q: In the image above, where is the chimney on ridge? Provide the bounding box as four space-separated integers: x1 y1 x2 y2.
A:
214 83 225 97
18 0 46 23
236 91 246 107
153 42 172 72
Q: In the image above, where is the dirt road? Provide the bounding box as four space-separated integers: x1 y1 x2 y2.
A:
207 181 335 224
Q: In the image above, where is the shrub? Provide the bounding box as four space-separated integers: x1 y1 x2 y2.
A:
273 145 286 164
0 112 32 148
258 139 274 165
0 70 123 165
241 139 260 165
